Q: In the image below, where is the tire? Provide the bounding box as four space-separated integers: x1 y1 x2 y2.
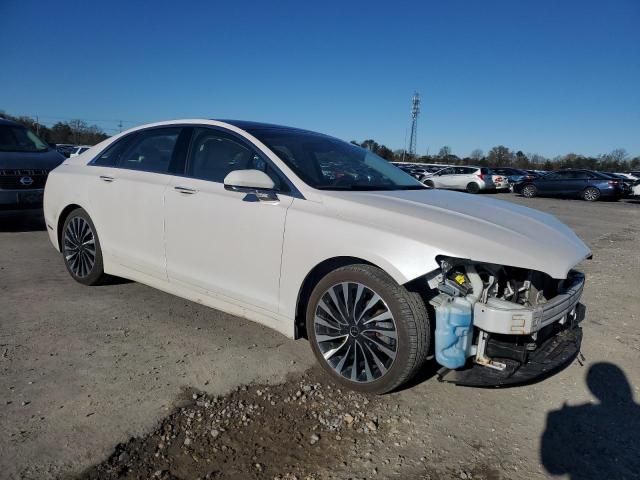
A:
522 184 537 198
466 182 480 194
306 264 430 394
582 187 601 202
61 208 108 285
424 179 435 189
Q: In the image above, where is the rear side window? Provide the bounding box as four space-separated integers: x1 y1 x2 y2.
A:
93 136 135 167
92 128 181 173
119 128 180 173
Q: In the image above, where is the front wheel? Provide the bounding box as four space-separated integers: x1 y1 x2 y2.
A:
61 208 108 285
423 179 435 189
306 264 430 394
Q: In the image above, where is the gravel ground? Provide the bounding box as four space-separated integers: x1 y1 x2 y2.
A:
1 195 639 480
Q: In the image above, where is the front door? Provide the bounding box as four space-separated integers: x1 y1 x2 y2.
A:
164 127 293 313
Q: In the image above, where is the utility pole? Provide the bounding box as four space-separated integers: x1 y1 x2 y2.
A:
408 92 421 156
118 120 123 133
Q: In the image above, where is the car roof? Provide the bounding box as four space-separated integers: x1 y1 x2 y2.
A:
215 119 324 136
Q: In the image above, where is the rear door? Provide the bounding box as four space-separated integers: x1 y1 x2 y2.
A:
88 127 185 279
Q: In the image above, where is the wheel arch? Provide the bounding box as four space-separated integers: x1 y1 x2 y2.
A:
56 203 84 250
292 255 428 339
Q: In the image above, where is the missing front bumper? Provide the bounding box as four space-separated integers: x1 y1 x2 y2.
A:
437 325 583 387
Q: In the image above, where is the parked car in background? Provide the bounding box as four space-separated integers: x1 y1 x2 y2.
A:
615 172 639 181
0 118 65 210
490 167 535 187
43 119 590 393
602 173 634 196
391 162 444 181
55 144 77 158
423 166 508 193
69 145 91 158
514 169 624 201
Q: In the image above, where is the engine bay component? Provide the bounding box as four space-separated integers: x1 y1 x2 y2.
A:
432 294 474 369
429 257 585 384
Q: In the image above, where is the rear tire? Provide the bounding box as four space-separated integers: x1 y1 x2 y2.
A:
306 264 430 394
424 179 435 189
522 184 537 198
61 208 108 286
582 187 601 202
466 182 480 194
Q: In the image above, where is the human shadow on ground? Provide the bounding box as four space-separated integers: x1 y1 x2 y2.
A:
541 362 640 479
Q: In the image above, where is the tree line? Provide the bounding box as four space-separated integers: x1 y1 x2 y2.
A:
1 110 637 172
0 111 109 146
352 140 640 173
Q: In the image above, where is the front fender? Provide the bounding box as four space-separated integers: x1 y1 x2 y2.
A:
278 199 440 321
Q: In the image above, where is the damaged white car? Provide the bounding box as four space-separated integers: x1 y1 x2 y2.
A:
43 119 590 394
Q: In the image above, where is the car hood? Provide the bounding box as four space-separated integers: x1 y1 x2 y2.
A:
320 189 591 279
0 149 65 170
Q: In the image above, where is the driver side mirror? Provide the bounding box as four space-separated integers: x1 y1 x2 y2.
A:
224 169 278 201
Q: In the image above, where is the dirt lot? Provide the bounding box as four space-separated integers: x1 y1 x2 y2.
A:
1 195 639 480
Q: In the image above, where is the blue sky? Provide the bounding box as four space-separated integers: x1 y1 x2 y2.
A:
1 0 638 157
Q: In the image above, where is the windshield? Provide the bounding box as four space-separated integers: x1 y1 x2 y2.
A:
248 129 424 190
0 125 49 153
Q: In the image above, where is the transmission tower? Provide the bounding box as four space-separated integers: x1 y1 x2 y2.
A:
408 92 421 155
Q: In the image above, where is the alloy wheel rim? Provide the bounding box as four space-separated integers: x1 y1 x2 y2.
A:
313 282 398 383
524 186 534 197
63 217 96 278
585 189 598 200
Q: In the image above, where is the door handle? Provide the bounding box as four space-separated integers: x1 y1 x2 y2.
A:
99 175 115 182
174 186 197 195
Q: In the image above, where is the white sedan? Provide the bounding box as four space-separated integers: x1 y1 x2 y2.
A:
422 166 508 193
44 119 590 393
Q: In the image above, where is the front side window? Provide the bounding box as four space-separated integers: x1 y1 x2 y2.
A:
248 129 423 191
0 125 48 152
187 128 286 189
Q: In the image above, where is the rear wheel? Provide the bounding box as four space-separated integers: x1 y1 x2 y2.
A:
466 182 480 194
522 184 537 198
423 179 435 189
582 187 601 202
306 264 430 394
61 208 108 285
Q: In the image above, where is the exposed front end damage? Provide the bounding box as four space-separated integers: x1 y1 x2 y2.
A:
427 257 585 386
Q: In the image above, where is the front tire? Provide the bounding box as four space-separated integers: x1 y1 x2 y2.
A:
61 208 108 285
306 264 430 394
423 179 435 189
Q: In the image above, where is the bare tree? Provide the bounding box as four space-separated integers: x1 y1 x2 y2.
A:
438 146 452 158
470 149 483 161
